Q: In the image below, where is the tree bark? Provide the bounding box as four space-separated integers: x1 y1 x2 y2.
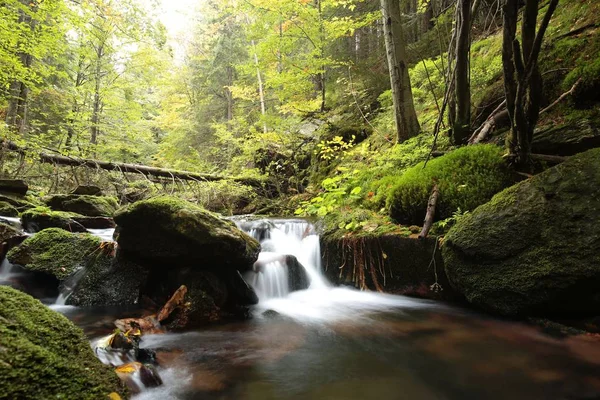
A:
502 0 559 168
452 0 472 144
381 0 420 142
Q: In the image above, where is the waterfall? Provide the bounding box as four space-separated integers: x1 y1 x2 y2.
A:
54 267 87 305
236 219 327 300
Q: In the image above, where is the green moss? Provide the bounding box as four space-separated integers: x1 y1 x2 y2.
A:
0 286 127 399
443 148 600 316
45 194 119 217
386 144 514 225
7 228 103 280
0 194 36 212
0 201 19 217
20 206 87 233
114 196 260 267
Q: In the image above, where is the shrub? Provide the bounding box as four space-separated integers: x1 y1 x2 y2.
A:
386 144 514 225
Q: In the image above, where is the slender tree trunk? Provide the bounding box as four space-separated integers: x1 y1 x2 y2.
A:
90 43 104 145
317 0 326 112
5 3 35 134
225 65 234 122
381 0 420 142
452 0 472 144
251 40 267 134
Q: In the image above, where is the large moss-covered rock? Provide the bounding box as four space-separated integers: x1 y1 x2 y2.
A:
7 228 103 280
20 206 87 233
45 194 119 217
443 148 600 316
0 286 127 399
7 229 145 306
114 196 260 270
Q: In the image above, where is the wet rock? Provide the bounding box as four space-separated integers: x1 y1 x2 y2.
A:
0 286 127 399
262 309 281 318
115 362 162 393
65 250 147 307
45 194 119 217
72 185 103 196
0 179 28 195
286 255 310 292
0 201 19 217
20 206 87 233
114 196 260 270
94 330 140 366
443 148 600 316
0 221 24 259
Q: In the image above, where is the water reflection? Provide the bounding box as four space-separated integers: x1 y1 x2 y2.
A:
60 300 600 400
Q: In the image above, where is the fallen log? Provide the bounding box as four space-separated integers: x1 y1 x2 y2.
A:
2 140 263 187
419 184 439 239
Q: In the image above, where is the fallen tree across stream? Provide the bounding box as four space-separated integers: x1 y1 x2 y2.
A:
2 140 263 188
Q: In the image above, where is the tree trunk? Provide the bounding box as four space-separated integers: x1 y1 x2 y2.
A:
5 3 35 133
90 43 105 145
502 0 559 168
452 0 472 144
381 0 420 142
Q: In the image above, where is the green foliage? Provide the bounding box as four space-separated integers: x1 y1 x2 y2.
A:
386 144 514 225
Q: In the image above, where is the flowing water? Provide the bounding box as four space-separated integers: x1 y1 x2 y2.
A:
2 217 600 399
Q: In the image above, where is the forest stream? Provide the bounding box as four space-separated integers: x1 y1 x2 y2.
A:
4 218 599 400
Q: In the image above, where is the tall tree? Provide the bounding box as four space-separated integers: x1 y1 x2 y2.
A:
452 0 471 144
381 0 420 142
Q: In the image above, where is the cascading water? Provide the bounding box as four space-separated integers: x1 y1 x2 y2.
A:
236 219 327 301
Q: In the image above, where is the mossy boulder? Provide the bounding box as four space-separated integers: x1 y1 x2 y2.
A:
20 206 87 233
0 286 127 399
442 148 600 316
114 196 260 270
386 144 515 225
7 228 145 306
0 201 19 217
45 194 119 217
7 228 104 280
0 194 36 212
